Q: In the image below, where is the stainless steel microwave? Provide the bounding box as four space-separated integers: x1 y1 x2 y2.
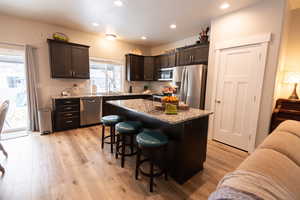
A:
158 68 173 81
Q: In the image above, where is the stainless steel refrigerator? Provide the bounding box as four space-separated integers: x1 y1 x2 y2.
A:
173 64 207 109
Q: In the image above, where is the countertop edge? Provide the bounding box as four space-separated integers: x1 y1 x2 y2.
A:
51 93 152 99
106 100 213 125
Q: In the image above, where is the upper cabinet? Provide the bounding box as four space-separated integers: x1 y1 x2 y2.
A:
125 43 209 82
126 54 158 81
155 52 176 69
48 39 90 79
71 46 90 78
144 56 157 81
176 44 209 66
126 54 144 81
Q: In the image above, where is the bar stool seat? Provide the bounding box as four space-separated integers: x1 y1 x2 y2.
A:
116 121 142 134
101 115 122 153
101 115 122 126
115 121 143 168
136 129 168 148
135 129 169 192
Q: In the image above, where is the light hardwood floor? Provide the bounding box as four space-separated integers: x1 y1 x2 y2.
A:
0 126 248 200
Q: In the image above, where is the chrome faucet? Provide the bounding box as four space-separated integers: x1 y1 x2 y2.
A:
60 87 72 96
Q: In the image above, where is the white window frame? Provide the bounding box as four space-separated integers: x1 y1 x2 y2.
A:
0 47 27 133
89 57 125 93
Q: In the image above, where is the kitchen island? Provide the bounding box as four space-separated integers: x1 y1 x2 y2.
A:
105 99 213 184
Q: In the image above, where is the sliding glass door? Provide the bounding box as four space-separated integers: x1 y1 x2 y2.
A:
0 48 28 133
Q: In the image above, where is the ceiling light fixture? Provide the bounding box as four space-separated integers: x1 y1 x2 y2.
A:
105 33 117 40
141 36 147 40
92 22 99 27
220 2 230 9
170 24 177 29
114 0 123 7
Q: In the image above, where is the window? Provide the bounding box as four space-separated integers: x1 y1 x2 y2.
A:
0 49 28 132
90 59 123 93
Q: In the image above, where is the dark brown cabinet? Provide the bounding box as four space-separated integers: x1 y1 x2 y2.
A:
155 52 176 69
177 48 191 66
48 39 90 79
177 44 209 66
125 44 209 81
71 46 90 78
143 56 156 81
159 54 169 68
126 54 144 81
126 54 157 81
53 98 80 131
168 52 176 67
191 45 209 64
48 41 72 78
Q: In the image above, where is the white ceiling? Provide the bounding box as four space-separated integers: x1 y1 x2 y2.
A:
0 0 262 46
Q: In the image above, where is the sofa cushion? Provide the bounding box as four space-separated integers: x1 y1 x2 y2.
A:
275 120 300 138
258 131 300 166
237 148 300 199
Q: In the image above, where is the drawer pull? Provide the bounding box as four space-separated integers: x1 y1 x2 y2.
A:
65 113 73 116
65 101 72 104
66 107 72 110
65 120 73 123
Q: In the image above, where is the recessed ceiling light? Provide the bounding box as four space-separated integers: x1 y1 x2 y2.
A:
105 33 117 40
114 0 123 7
92 22 99 27
170 24 177 29
141 36 147 40
220 2 230 9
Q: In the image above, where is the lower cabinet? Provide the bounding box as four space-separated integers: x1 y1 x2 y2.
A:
53 98 80 131
52 95 152 132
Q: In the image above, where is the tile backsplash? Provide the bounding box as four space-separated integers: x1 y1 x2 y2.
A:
124 81 170 93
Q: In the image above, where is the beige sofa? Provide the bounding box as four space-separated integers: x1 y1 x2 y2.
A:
209 120 300 200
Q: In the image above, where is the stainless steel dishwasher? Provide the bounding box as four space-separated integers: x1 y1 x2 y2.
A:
80 97 102 126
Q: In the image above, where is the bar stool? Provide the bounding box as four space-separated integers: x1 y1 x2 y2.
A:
135 129 169 192
101 115 122 153
115 121 143 168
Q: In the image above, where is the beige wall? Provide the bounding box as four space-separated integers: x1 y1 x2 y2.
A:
274 1 292 100
150 35 199 55
150 0 286 148
0 14 151 108
276 8 300 99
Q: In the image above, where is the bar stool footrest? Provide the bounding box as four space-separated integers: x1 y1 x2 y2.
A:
103 135 117 144
138 158 165 178
116 143 137 157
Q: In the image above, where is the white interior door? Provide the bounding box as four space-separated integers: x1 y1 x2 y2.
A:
213 44 266 151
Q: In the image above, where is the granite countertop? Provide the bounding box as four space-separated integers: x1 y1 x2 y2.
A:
51 92 152 99
107 99 213 124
